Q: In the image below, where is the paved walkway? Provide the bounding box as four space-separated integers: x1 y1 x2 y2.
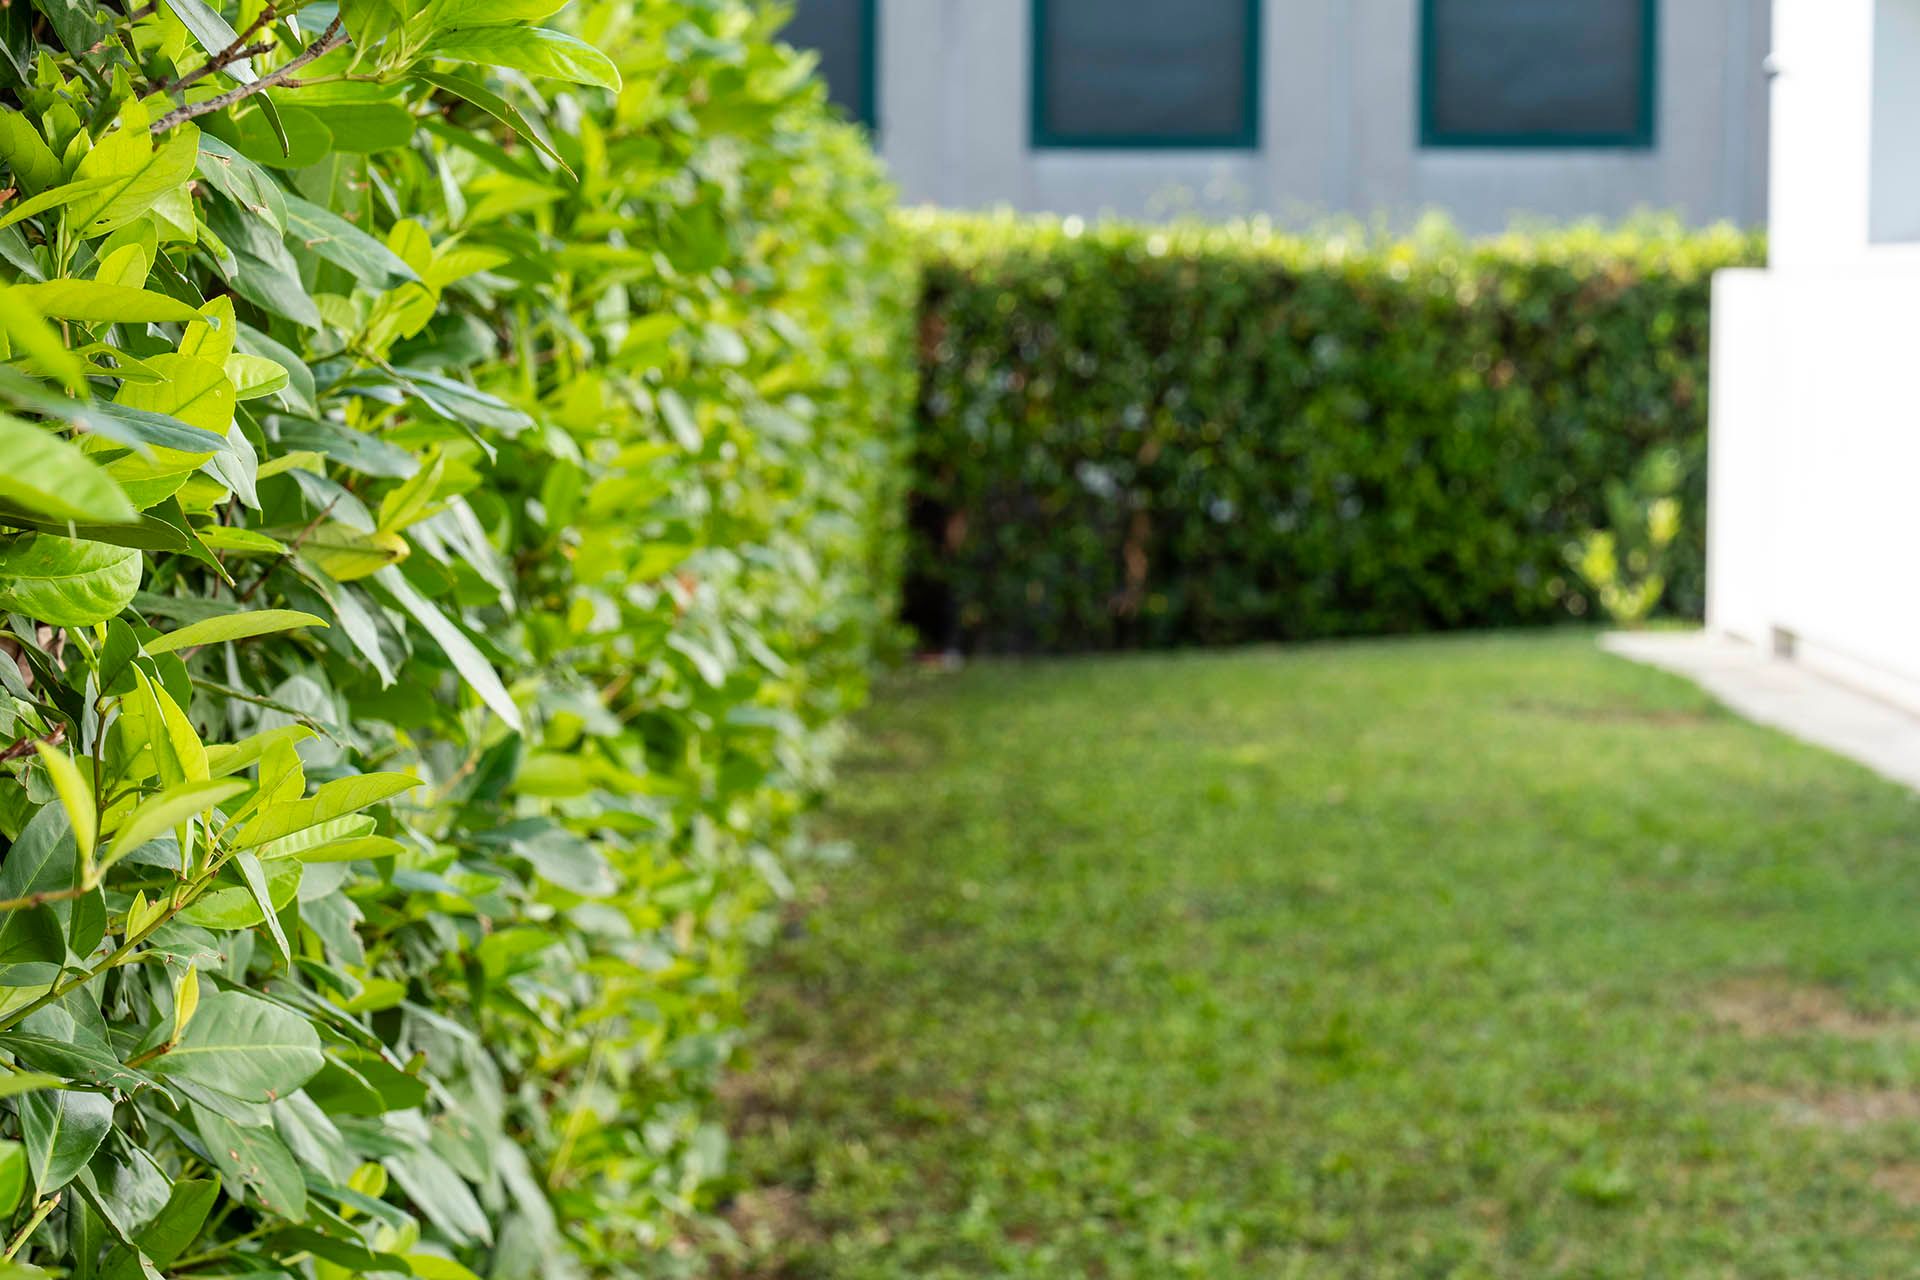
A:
1603 630 1920 791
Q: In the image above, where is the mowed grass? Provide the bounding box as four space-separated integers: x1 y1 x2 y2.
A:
715 633 1920 1279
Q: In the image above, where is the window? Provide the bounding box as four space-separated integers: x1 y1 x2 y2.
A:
1421 0 1657 148
782 0 877 129
1031 0 1260 149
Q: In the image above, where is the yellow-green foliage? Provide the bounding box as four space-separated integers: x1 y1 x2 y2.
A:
905 209 1761 651
0 0 911 1274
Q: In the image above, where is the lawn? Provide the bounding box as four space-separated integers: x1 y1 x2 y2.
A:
714 633 1920 1279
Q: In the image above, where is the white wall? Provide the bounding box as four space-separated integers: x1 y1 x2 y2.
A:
1709 0 1920 700
874 0 1772 232
1709 264 1920 701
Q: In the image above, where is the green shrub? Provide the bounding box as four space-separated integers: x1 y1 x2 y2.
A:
0 1 910 1276
906 211 1760 652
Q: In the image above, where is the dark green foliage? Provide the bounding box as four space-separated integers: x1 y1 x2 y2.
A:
0 0 912 1274
906 214 1762 652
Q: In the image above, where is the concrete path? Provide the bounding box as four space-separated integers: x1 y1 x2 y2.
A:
1602 630 1920 791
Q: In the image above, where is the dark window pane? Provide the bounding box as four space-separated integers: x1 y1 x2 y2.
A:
784 0 874 127
1036 0 1256 146
1426 0 1652 143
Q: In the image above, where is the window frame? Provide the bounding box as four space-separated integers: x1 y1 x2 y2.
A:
1028 0 1263 151
1418 0 1659 150
790 0 879 131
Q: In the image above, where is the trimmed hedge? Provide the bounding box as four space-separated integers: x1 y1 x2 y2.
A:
0 1 909 1276
906 212 1762 652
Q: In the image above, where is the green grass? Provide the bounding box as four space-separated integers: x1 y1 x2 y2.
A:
716 633 1920 1278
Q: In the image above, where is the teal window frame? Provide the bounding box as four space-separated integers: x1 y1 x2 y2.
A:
788 0 879 131
852 0 878 132
1418 0 1658 150
1029 0 1262 151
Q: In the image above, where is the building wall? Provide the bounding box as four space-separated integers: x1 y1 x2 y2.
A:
1708 0 1920 700
875 0 1773 232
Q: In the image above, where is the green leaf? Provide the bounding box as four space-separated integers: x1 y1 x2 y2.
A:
114 355 236 435
302 524 408 581
145 609 328 654
426 26 621 91
176 856 298 929
161 0 257 83
41 397 234 461
28 0 110 58
180 296 237 363
281 193 419 286
224 352 290 400
34 742 95 869
191 1105 306 1221
0 503 203 558
154 991 322 1102
232 851 289 963
99 779 245 875
0 1141 24 1217
292 833 405 863
227 102 331 170
233 771 419 848
0 1033 150 1093
0 534 142 627
657 387 700 451
377 568 522 730
384 1136 490 1245
19 1088 113 1194
0 176 117 232
115 665 210 792
0 107 60 194
413 69 574 178
431 0 567 25
299 101 416 155
0 1075 62 1100
7 282 200 324
0 414 137 525
203 725 316 778
69 118 201 239
0 287 87 392
195 136 287 232
0 805 74 965
251 814 375 861
201 200 322 328
132 1176 220 1266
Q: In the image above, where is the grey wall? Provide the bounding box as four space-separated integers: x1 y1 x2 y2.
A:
874 0 1772 232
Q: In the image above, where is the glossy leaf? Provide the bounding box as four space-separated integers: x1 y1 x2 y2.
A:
0 414 135 525
0 534 142 626
426 27 620 91
154 991 323 1101
144 609 327 654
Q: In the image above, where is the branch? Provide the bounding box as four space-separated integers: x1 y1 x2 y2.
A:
3 1194 59 1261
149 16 347 135
0 724 65 765
235 494 337 607
161 3 278 95
0 883 95 913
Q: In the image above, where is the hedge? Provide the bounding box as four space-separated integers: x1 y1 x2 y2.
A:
905 212 1762 653
0 0 910 1275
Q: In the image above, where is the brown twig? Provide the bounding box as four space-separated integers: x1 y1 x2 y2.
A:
161 2 277 94
234 494 338 606
149 15 346 135
0 724 65 765
0 883 96 913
